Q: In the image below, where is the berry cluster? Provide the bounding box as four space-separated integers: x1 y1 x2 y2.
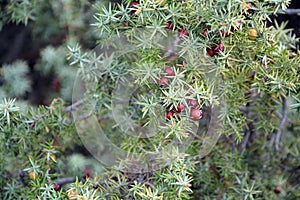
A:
165 99 203 121
128 1 258 122
129 0 257 57
158 66 175 87
166 103 184 120
206 42 225 57
202 23 242 57
188 99 203 121
166 20 189 40
157 66 203 121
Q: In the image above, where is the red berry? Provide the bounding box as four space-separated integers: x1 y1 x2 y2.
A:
166 21 175 31
130 1 139 8
213 46 219 54
190 108 203 120
165 67 175 76
188 99 198 108
166 110 175 120
175 103 185 113
53 78 60 92
84 166 91 178
53 182 60 191
178 29 189 39
158 77 169 87
220 30 230 37
202 29 208 38
218 43 225 51
206 47 215 57
213 42 225 55
130 1 139 15
274 187 281 194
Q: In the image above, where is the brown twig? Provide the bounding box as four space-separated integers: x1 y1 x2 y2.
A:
275 111 292 124
239 95 257 149
54 177 77 186
241 129 251 149
63 98 87 112
63 99 113 121
275 96 288 151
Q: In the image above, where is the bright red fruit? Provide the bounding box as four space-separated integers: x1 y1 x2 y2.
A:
130 1 139 15
213 42 225 55
165 67 175 76
221 30 230 37
130 1 139 8
158 77 169 87
206 47 215 57
190 108 203 120
166 110 175 120
175 103 185 113
178 29 189 39
188 99 198 108
218 43 225 51
53 182 60 191
274 187 281 194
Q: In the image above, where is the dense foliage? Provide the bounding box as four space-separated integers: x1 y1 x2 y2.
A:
0 0 300 199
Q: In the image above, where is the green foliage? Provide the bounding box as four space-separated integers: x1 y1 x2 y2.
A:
1 0 300 199
0 0 38 29
89 0 300 141
0 60 31 98
37 46 77 101
0 98 78 199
